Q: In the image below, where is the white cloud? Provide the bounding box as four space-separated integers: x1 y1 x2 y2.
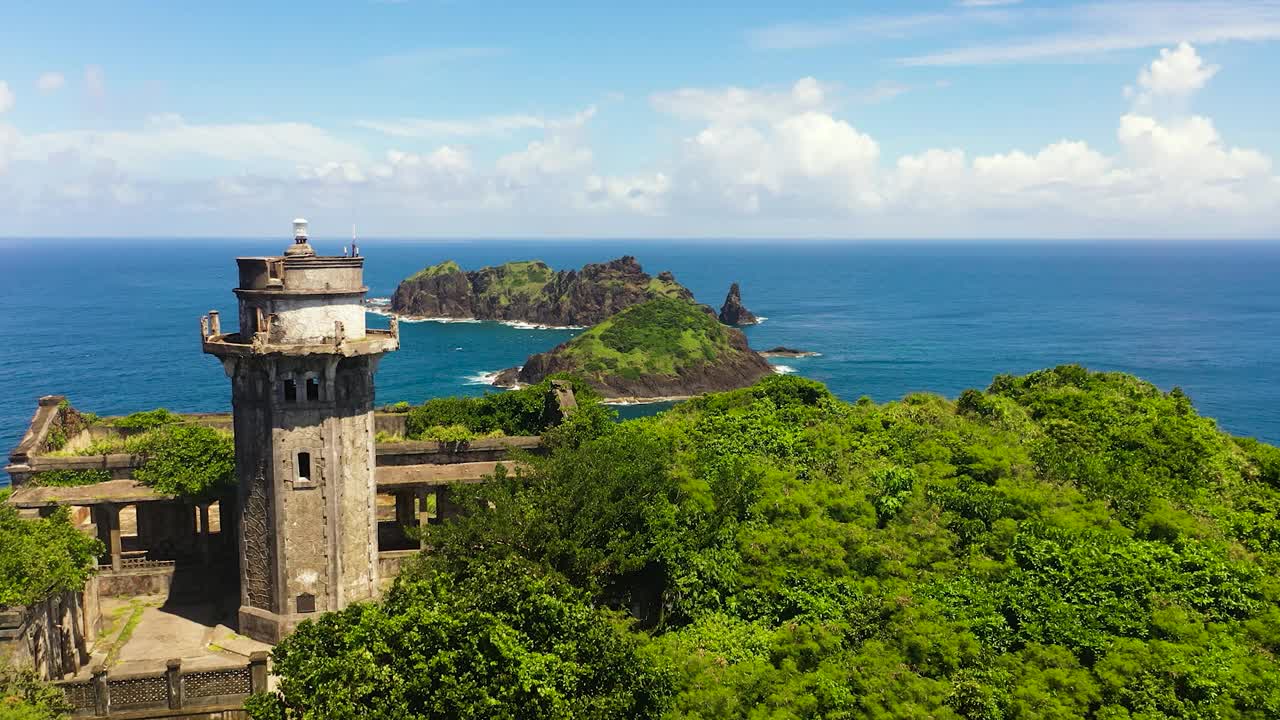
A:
497 136 593 184
650 77 831 124
748 13 960 51
359 106 596 138
15 114 367 176
899 1 1280 66
36 72 65 93
0 82 13 114
3 43 1277 238
1133 42 1219 101
84 66 106 98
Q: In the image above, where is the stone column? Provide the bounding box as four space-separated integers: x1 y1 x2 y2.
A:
166 658 183 709
95 504 123 572
394 491 417 545
198 504 211 566
91 664 109 716
249 652 269 692
415 490 430 549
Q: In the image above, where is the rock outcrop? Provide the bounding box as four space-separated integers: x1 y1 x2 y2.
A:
718 283 759 325
389 256 693 327
515 297 774 400
758 347 820 358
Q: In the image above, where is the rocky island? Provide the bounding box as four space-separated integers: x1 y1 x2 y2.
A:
388 256 692 327
718 282 760 325
508 296 774 401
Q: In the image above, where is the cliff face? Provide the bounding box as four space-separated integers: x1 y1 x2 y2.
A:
718 283 759 325
516 297 774 400
390 257 693 327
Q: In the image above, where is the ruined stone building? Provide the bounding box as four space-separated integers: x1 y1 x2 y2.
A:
4 221 574 697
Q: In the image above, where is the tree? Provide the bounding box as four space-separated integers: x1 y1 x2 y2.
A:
248 557 672 720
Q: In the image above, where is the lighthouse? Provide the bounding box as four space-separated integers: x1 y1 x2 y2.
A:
201 219 398 643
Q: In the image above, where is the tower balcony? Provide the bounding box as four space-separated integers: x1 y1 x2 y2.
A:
200 311 399 359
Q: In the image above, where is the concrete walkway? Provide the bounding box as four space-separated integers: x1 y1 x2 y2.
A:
94 595 272 676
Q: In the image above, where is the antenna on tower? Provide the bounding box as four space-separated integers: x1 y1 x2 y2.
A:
351 223 360 258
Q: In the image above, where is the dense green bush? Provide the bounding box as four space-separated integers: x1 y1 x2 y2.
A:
0 669 71 720
256 368 1280 719
109 408 180 430
252 556 671 719
131 424 234 497
0 495 103 607
403 375 597 439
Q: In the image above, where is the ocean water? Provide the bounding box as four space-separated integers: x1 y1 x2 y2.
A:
2 238 1278 483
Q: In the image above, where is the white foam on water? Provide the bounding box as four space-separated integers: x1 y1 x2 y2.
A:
771 364 797 374
500 319 586 331
464 370 502 385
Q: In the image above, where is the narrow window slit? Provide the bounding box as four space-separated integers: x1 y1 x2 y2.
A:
306 377 320 402
298 452 311 482
283 379 297 403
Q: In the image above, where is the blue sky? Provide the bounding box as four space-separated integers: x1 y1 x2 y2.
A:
1 0 1278 237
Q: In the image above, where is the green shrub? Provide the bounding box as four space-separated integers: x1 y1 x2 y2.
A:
0 496 103 606
0 670 72 720
404 376 596 440
27 469 112 487
132 424 234 497
110 408 180 430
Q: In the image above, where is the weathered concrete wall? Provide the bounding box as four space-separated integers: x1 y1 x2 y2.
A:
0 590 93 680
95 567 175 598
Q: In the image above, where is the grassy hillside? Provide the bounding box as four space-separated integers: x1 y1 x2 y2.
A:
407 259 462 281
557 297 732 380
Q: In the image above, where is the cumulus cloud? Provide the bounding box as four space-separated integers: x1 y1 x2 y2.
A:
36 72 65 93
2 42 1276 237
0 82 13 114
1130 42 1219 103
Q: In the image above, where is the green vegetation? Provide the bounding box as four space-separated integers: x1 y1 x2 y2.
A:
407 260 462 281
403 376 599 439
0 494 103 607
41 420 234 498
256 367 1280 719
108 408 181 430
0 670 71 720
131 424 234 497
27 469 112 487
557 297 733 380
245 557 669 720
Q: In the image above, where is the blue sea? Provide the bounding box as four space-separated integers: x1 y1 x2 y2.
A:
3 238 1279 485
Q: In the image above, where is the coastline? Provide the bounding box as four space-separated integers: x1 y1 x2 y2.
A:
365 300 585 331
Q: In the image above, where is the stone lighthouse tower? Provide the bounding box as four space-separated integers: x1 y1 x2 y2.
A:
201 219 398 643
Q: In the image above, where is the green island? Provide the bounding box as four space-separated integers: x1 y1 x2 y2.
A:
240 366 1280 719
515 296 775 399
388 256 693 327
